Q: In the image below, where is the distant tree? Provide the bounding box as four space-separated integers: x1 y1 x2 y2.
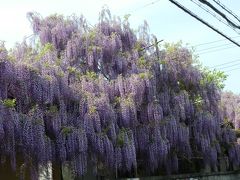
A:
221 91 240 129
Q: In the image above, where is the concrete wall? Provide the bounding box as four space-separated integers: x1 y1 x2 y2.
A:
118 171 240 180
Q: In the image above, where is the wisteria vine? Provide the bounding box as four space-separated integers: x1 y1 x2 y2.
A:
0 8 239 179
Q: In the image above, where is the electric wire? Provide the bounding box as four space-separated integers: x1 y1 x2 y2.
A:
136 0 162 11
120 0 161 17
212 0 240 23
190 0 240 34
168 0 240 47
193 35 240 47
216 62 240 70
209 58 240 68
198 0 240 30
196 42 234 52
197 45 238 55
224 67 240 73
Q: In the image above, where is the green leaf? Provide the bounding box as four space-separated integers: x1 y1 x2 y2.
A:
1 98 16 108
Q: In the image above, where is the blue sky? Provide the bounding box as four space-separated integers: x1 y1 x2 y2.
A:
0 0 239 93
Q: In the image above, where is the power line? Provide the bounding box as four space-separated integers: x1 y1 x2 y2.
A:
192 35 240 47
197 45 238 55
198 0 240 30
196 42 234 52
168 0 240 47
121 0 161 17
190 0 240 34
138 0 162 10
216 62 240 70
209 58 240 68
212 0 240 23
195 40 240 54
224 67 240 73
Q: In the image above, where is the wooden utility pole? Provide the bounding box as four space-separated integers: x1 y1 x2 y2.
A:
154 36 161 61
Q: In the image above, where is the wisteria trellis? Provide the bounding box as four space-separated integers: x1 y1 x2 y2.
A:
0 9 239 179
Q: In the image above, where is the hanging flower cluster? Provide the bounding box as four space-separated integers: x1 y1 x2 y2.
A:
0 8 239 179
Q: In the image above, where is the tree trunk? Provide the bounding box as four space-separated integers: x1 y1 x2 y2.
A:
0 160 18 180
52 162 63 180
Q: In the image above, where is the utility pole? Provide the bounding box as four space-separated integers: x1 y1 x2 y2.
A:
153 37 164 71
140 39 163 52
154 36 161 61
